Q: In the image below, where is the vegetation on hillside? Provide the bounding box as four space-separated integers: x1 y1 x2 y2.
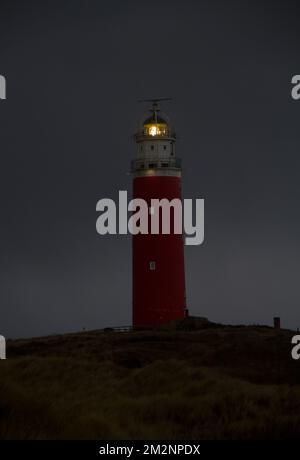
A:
0 324 299 439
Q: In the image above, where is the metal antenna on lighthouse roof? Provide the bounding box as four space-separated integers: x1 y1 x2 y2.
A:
138 97 172 109
138 98 172 123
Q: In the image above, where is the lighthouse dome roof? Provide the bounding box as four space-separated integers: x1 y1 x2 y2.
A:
143 113 168 125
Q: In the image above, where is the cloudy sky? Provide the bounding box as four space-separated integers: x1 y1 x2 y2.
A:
0 0 300 337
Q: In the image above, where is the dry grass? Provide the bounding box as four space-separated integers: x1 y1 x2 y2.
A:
1 326 300 439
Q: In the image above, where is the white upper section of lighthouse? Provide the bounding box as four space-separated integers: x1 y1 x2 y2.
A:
131 100 181 178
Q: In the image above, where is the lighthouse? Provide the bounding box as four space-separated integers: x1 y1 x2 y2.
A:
131 99 187 328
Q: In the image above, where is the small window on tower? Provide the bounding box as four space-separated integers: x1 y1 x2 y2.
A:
151 145 154 150
163 145 167 150
140 145 143 151
149 261 156 270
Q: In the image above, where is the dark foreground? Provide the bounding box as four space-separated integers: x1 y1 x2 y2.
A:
1 324 300 439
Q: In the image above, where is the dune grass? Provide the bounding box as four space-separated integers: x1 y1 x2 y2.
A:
1 327 300 439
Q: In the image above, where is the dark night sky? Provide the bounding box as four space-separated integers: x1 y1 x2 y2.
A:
0 0 300 338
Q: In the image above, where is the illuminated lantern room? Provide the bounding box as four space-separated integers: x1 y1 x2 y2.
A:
135 99 175 141
143 114 169 137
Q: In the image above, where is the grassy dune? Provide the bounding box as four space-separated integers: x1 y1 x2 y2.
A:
1 325 300 439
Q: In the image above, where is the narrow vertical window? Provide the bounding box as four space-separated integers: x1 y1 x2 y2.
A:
149 261 156 270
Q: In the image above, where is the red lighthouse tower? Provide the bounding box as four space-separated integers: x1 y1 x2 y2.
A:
131 99 187 328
